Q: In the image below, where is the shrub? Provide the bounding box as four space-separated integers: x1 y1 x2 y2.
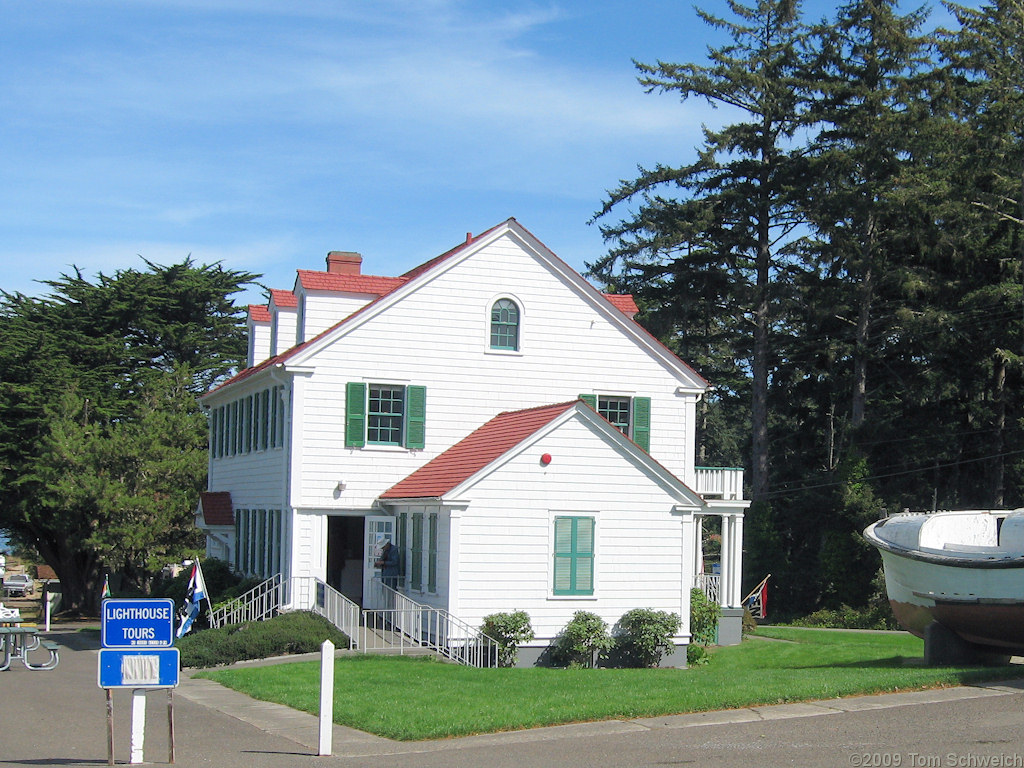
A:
177 611 350 668
614 608 681 668
689 587 720 646
481 610 534 668
686 643 710 666
551 611 614 668
789 603 898 630
742 607 758 635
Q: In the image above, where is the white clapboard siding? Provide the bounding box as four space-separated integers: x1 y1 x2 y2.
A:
291 232 700 509
271 306 297 357
446 416 691 639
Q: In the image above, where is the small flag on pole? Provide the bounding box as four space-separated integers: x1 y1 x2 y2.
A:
101 574 111 599
176 560 208 638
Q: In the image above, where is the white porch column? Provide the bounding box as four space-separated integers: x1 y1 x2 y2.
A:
718 514 732 608
678 509 696 642
730 514 744 608
693 516 704 576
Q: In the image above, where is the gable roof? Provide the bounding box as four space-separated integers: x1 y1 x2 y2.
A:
204 218 707 399
198 491 234 526
379 400 704 507
380 402 576 499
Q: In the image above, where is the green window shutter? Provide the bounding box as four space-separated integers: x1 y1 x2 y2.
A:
427 512 438 593
553 516 595 595
345 382 366 448
633 396 651 451
411 513 423 591
405 385 426 449
578 394 597 410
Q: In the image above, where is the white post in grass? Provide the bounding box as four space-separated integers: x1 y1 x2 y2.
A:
318 639 335 756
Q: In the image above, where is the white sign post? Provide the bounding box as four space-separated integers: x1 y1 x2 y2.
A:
318 639 335 756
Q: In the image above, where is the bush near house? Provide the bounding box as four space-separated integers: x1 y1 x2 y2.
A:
481 610 534 668
614 608 681 668
551 611 614 668
177 611 350 668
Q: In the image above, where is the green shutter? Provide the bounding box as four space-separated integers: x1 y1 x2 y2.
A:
411 513 423 591
633 396 651 451
405 385 426 449
553 516 595 595
345 382 366 447
578 394 597 410
427 512 438 593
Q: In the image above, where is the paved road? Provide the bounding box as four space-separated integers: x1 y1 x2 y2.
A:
2 626 1023 767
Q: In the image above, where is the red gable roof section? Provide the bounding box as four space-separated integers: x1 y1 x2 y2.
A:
603 293 639 316
380 401 578 499
200 491 234 526
296 270 407 296
248 304 271 323
270 289 298 308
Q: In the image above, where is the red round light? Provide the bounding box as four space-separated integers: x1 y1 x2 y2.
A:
541 453 552 465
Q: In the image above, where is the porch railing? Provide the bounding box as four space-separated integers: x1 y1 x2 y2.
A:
209 573 285 627
290 576 361 648
362 579 498 668
695 573 721 604
694 467 744 500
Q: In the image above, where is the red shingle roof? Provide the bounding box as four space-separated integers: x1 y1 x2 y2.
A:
603 293 639 315
248 304 271 323
200 491 234 526
379 402 577 499
296 270 407 296
270 289 298 308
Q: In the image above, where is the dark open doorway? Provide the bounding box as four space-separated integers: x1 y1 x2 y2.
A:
326 516 365 606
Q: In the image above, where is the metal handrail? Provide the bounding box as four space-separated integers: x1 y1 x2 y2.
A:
290 577 361 648
363 580 498 668
209 574 285 628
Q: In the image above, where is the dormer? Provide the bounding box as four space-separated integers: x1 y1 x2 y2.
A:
246 304 271 367
268 289 298 357
293 251 406 343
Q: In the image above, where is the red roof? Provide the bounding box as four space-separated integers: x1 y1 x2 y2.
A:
296 270 407 296
205 219 705 398
603 293 639 315
200 491 234 526
380 402 577 499
270 289 298 309
248 304 271 323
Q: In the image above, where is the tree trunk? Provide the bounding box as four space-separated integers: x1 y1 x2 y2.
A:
751 186 772 503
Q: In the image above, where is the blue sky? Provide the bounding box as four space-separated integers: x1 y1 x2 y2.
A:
1 0 962 308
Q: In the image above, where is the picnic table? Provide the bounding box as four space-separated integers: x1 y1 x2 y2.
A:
0 624 60 671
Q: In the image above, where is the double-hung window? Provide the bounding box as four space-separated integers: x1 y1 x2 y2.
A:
345 382 426 449
579 394 651 451
553 516 595 595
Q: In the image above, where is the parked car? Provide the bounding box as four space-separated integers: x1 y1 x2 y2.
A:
3 573 34 597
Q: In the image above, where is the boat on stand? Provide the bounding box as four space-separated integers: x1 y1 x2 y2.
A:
863 509 1024 663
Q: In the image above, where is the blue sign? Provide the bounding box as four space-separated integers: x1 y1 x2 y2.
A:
97 648 180 689
101 598 176 648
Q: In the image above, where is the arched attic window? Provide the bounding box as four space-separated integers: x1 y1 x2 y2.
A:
490 298 520 351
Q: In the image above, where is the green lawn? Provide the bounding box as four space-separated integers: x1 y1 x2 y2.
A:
196 627 1022 741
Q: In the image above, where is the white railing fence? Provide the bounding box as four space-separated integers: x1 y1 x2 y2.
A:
694 467 744 500
695 573 721 604
209 573 286 627
208 574 495 667
362 579 498 668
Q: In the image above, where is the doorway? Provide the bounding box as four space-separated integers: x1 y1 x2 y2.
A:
326 516 364 605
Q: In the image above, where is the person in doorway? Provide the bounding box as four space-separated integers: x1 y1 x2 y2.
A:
375 540 401 591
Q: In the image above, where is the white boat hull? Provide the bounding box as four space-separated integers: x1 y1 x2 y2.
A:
865 511 1024 654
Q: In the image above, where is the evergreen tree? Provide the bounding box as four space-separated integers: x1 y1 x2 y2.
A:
0 259 256 614
591 0 812 507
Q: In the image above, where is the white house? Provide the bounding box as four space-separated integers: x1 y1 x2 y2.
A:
197 218 750 664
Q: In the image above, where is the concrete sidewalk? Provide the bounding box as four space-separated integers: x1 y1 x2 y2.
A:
3 624 1023 767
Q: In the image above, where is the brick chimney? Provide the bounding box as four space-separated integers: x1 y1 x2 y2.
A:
326 251 362 275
